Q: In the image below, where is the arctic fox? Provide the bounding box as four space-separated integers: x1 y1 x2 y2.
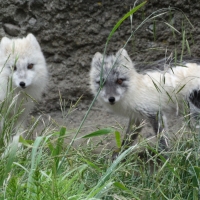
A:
0 33 48 137
90 48 200 147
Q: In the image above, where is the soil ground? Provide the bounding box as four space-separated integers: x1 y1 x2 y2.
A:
32 101 156 155
33 103 127 150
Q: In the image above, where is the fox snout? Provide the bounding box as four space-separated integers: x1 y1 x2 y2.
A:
19 81 26 89
108 96 115 104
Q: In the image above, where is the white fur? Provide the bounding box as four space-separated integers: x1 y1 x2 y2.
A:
0 33 48 135
90 48 200 136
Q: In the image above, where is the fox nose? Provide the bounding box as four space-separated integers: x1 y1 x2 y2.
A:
109 97 115 104
19 82 26 88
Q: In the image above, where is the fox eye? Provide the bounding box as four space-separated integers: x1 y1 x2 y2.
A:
116 78 124 85
96 78 105 84
13 65 17 71
27 63 34 69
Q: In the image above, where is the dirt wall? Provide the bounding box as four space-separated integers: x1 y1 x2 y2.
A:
0 0 200 112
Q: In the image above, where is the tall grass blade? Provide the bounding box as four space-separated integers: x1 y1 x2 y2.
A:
164 22 181 34
87 145 137 198
0 136 19 187
26 136 45 198
181 29 186 62
82 128 114 138
114 131 121 148
106 1 147 44
186 39 191 56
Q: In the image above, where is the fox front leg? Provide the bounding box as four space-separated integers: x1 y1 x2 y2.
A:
121 116 141 147
148 114 168 151
189 89 200 129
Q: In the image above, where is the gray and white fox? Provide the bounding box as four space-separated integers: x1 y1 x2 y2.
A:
90 48 200 147
0 33 48 137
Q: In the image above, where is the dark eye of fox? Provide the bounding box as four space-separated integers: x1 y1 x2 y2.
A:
116 78 124 85
96 78 105 85
13 65 17 71
27 63 34 69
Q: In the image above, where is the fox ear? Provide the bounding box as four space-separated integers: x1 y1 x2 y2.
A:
116 48 133 68
116 48 129 58
26 33 41 50
0 37 11 54
93 52 103 61
91 52 103 68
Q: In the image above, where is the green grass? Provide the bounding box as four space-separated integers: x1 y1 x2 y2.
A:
0 122 200 200
1 2 200 200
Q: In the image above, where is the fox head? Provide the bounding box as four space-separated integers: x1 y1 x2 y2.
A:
90 48 135 106
0 33 47 90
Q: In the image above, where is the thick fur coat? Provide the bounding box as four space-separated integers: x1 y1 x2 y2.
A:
90 48 200 145
0 33 48 134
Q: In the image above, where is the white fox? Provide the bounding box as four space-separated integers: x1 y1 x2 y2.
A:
0 33 48 137
90 48 200 148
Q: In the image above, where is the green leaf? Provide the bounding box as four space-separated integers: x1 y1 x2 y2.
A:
0 135 19 186
19 135 33 147
189 166 200 188
47 141 54 154
194 166 200 177
114 131 121 148
106 1 147 44
87 145 137 198
176 84 186 94
147 145 180 179
81 158 102 172
152 79 161 93
165 90 174 103
82 128 114 138
59 126 67 136
114 182 128 190
114 182 140 199
27 136 44 198
54 127 66 157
